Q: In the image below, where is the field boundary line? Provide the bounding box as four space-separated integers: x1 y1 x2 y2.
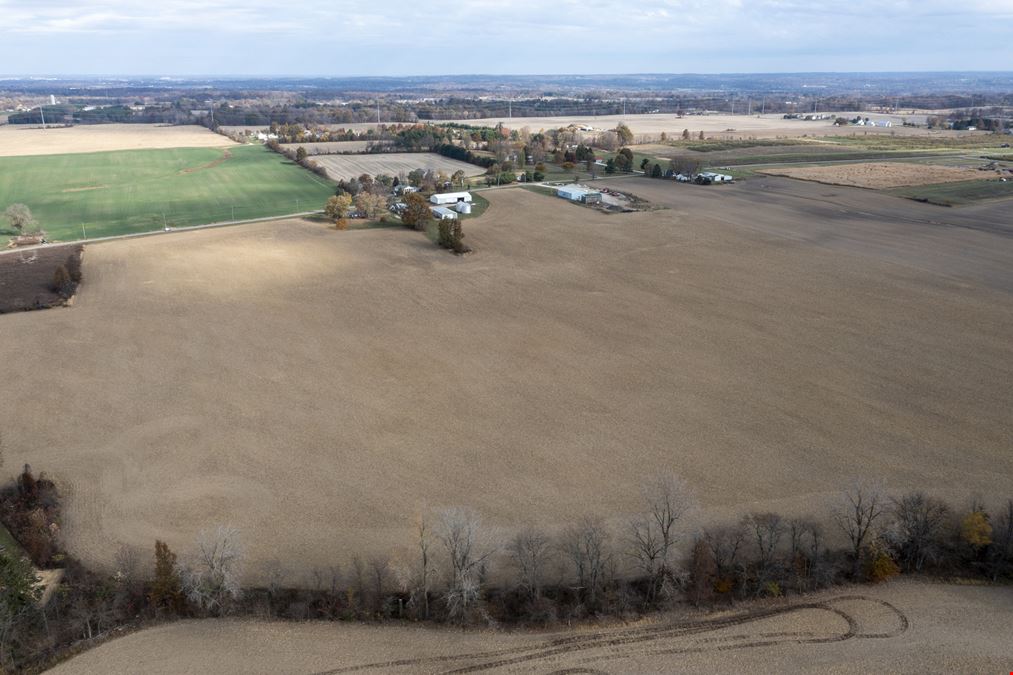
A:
0 210 324 255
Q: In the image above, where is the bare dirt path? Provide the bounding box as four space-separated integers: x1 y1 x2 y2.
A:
47 581 1013 674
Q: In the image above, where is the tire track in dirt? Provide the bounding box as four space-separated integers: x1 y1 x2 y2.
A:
178 149 232 174
313 595 908 674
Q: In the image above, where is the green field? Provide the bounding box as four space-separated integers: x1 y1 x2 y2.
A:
888 179 1013 206
0 145 335 241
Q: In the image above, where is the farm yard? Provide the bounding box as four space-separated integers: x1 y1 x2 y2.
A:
0 123 234 157
2 184 1012 580
310 152 484 181
0 144 335 241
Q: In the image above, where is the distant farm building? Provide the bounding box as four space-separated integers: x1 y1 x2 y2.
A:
430 191 472 205
697 172 734 183
556 184 602 203
431 206 459 220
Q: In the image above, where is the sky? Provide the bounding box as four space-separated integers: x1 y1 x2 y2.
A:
0 0 1011 76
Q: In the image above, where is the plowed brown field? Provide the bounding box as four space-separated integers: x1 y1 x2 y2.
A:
1 187 1011 579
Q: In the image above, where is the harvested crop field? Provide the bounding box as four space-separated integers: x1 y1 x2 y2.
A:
2 184 1013 578
758 161 986 189
310 152 484 180
49 581 1013 674
0 124 234 158
281 141 389 155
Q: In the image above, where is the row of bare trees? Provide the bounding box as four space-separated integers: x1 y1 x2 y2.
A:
3 468 1013 669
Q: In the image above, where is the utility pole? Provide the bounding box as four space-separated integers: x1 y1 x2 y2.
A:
39 105 46 128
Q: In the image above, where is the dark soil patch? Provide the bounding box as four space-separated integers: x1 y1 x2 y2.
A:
0 245 83 313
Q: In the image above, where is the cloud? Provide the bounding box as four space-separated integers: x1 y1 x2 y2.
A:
0 0 1009 74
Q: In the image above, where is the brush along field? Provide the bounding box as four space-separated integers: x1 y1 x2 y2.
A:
310 152 484 180
0 144 335 241
758 161 991 189
281 140 385 154
2 182 1013 578
49 581 1013 674
0 123 234 158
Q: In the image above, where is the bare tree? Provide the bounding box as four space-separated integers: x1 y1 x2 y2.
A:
988 500 1013 581
743 513 786 595
369 556 389 616
508 527 552 599
788 518 826 592
832 480 886 578
629 474 695 600
884 492 950 572
702 524 746 586
177 525 245 615
436 507 496 620
561 517 609 606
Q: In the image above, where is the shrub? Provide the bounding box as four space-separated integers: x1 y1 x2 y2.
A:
865 546 900 582
961 510 992 549
150 540 183 613
51 264 73 298
437 220 469 254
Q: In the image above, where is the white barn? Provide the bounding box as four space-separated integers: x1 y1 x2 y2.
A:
430 191 472 205
431 206 459 220
556 184 602 202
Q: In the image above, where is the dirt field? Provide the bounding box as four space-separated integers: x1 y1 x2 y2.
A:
310 152 485 180
0 244 82 312
0 124 234 157
2 182 1012 578
759 162 989 189
49 580 1013 673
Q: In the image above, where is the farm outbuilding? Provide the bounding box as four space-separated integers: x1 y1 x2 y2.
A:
430 191 472 205
431 206 458 220
556 184 602 202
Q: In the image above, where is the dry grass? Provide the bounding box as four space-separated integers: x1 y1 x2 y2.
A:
281 141 383 154
0 124 235 157
310 152 484 180
48 581 1013 674
2 186 1012 578
759 161 988 189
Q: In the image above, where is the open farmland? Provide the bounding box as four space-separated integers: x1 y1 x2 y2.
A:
758 161 990 189
0 123 234 157
281 140 388 154
2 183 1013 578
0 144 334 240
48 581 1013 674
436 112 987 141
310 152 484 181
